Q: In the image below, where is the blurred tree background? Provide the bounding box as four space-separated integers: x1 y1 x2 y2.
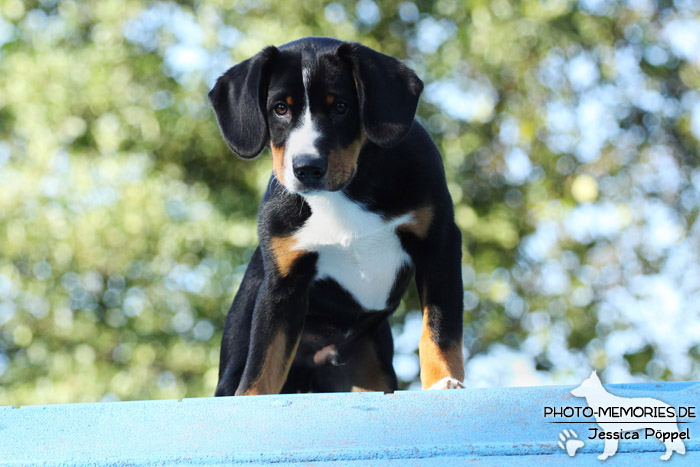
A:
1 0 700 405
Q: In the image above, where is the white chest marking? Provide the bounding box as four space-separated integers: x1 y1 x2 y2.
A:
294 192 412 311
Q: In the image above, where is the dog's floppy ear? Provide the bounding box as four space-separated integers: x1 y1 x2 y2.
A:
338 42 423 148
208 46 278 158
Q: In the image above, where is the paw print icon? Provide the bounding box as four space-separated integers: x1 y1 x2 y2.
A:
558 429 584 457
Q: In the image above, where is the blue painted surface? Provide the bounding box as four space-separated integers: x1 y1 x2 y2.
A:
0 382 698 465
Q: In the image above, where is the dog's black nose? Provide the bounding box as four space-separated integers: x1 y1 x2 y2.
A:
293 155 327 185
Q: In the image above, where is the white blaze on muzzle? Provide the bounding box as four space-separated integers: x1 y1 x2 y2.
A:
283 67 321 191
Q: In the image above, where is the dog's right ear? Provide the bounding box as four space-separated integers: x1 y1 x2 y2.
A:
208 46 278 158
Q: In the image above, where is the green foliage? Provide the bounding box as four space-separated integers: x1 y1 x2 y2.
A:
1 0 699 404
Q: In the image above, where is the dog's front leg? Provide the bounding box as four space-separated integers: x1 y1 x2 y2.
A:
234 277 306 396
234 250 316 396
414 221 465 390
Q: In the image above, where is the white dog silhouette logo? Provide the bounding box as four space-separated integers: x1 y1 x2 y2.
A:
570 370 686 461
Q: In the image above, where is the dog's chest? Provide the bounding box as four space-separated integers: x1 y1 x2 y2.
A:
293 192 411 311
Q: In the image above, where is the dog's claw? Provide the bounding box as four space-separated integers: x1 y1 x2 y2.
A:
427 377 464 390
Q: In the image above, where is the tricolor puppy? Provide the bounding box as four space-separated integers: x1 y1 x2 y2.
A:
210 37 464 395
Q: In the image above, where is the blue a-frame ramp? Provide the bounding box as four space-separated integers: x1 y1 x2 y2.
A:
1 382 698 465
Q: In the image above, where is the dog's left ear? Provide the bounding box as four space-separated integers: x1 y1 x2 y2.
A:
208 46 278 158
338 42 423 148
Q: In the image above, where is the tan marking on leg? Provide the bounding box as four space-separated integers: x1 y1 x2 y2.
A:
285 96 293 106
348 342 394 393
242 330 300 395
269 235 305 277
398 205 434 239
419 306 464 389
271 142 285 186
327 137 364 191
326 94 335 105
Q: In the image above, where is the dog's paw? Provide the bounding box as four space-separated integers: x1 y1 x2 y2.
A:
557 429 584 457
427 377 464 390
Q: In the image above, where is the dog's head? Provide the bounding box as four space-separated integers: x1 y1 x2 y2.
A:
209 37 423 194
570 370 601 399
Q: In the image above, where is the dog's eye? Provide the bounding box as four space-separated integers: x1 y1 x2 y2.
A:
334 102 348 115
274 103 289 116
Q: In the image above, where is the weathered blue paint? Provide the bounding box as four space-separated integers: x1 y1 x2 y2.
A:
0 382 698 465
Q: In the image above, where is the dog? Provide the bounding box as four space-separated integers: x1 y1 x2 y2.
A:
209 37 464 396
571 370 686 460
